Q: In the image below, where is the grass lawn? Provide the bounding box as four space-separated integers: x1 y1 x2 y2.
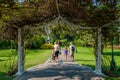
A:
0 49 52 80
74 47 120 80
25 49 52 69
74 47 95 69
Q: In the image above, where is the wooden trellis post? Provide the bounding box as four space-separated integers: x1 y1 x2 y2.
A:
16 28 25 75
94 27 104 76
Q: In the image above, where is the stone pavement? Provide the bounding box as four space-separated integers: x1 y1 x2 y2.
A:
14 52 104 80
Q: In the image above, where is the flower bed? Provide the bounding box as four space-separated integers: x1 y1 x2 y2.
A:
106 46 120 49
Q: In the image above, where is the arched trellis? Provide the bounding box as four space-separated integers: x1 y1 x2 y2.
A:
0 0 118 75
16 15 103 76
16 16 120 76
15 0 120 76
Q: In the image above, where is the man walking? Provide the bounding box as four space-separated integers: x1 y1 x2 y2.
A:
69 42 75 61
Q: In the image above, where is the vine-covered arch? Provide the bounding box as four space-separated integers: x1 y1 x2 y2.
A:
0 0 119 76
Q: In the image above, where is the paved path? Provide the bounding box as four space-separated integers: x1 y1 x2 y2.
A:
14 51 104 80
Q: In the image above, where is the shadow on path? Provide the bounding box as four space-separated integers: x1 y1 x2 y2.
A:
14 51 104 80
14 63 104 80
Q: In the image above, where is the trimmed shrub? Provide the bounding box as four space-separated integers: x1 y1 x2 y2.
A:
40 43 53 49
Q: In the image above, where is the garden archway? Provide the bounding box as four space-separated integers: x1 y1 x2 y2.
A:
3 0 118 77
16 15 103 76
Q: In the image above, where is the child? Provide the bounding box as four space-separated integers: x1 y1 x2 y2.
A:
64 46 68 61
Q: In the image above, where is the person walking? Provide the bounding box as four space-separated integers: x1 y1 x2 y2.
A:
53 42 59 62
69 42 75 61
64 46 68 61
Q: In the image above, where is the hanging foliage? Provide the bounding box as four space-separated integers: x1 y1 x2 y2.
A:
0 0 119 27
0 0 119 40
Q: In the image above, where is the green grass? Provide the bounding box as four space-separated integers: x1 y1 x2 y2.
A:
25 49 52 69
0 49 13 57
0 72 13 80
105 77 120 80
75 47 95 68
102 50 120 72
0 49 52 80
74 47 120 80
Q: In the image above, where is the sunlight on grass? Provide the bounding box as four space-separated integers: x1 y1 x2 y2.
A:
75 47 95 69
25 49 52 69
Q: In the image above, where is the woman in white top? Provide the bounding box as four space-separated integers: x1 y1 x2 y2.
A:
53 42 59 61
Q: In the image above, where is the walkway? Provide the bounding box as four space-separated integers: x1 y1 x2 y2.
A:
14 51 104 80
